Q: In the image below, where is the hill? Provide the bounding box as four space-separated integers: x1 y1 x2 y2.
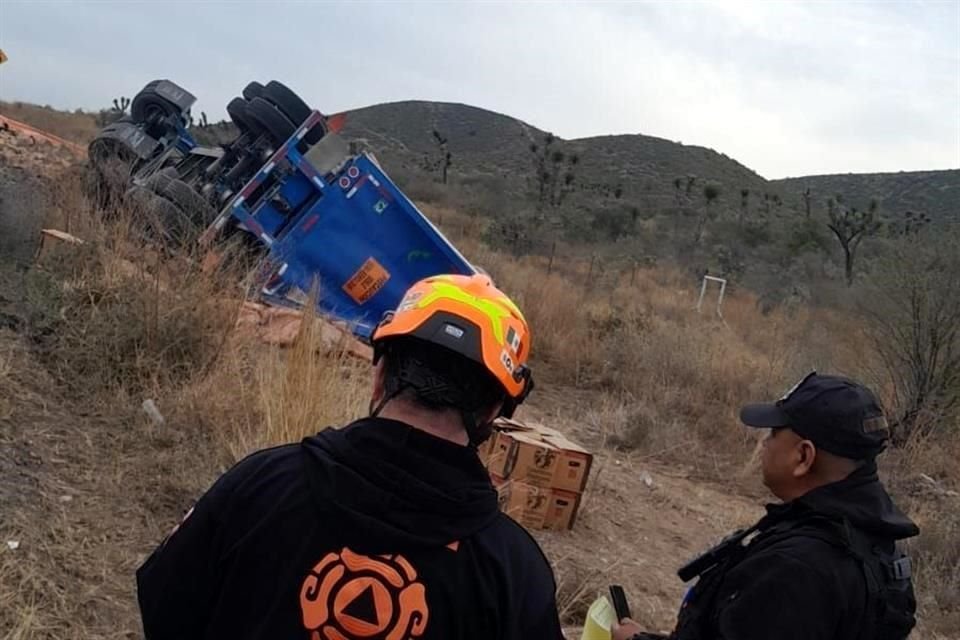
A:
773 170 960 224
340 100 771 215
341 101 959 223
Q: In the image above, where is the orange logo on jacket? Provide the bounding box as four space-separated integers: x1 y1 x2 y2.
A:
300 548 429 640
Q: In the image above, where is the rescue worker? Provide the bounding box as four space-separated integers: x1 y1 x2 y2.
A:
137 274 565 639
614 372 919 640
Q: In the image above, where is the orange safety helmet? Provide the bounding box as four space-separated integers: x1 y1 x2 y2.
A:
371 274 534 414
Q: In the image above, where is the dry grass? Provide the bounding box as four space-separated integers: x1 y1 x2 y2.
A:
21 164 371 456
0 349 11 421
24 174 238 398
882 430 960 636
0 102 100 145
180 311 370 464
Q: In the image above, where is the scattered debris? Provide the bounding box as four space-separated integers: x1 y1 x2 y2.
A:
641 471 655 488
33 228 85 263
0 115 86 156
918 473 959 498
235 301 372 359
142 399 165 426
6 540 20 551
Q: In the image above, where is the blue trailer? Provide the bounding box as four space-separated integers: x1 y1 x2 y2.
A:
88 80 475 341
202 111 475 339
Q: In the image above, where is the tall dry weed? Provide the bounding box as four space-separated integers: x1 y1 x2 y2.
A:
26 175 241 397
193 312 370 463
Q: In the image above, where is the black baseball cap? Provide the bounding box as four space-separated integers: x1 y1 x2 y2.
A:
740 372 890 460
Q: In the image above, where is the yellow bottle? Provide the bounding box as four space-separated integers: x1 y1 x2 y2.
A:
581 595 616 640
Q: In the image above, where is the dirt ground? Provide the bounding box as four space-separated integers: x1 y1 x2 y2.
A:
0 128 955 640
523 389 766 634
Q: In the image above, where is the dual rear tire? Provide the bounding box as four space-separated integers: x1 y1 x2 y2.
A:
229 80 325 145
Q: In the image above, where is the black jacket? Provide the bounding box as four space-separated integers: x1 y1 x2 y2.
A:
137 418 563 639
673 463 919 640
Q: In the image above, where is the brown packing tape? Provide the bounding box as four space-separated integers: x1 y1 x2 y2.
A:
494 416 571 442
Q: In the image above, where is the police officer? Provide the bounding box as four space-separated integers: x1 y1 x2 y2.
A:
137 274 565 639
614 372 919 640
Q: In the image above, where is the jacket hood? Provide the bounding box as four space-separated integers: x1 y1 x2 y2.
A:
300 417 500 551
780 462 919 540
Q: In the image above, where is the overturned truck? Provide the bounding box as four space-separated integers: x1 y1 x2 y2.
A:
88 79 474 340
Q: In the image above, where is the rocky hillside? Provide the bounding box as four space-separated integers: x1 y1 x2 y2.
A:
340 101 771 214
773 170 960 224
341 101 958 233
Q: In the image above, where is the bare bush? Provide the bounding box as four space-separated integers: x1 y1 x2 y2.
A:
861 229 960 442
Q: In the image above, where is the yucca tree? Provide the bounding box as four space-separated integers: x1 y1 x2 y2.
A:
827 195 882 286
693 181 722 246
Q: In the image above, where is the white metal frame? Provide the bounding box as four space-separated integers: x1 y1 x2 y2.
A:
696 275 728 321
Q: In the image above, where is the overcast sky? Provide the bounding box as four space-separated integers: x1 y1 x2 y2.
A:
1 1 958 179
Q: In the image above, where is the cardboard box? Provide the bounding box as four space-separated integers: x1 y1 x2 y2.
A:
488 419 593 494
492 475 582 531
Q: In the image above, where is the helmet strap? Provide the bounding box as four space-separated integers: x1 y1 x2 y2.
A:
461 409 494 449
369 383 406 419
371 339 507 449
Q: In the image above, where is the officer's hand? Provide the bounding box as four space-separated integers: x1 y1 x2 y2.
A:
612 617 644 640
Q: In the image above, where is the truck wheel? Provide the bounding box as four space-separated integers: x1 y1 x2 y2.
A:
247 97 296 145
125 186 197 247
263 81 310 125
88 134 138 205
263 81 325 144
242 81 266 101
227 97 260 134
145 172 216 226
131 89 179 124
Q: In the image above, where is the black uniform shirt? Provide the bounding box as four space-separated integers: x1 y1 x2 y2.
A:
137 418 564 640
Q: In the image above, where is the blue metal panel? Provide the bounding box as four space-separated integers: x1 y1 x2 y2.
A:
226 111 475 340
173 123 197 153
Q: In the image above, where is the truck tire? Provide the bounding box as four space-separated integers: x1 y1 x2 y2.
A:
125 185 197 247
242 81 266 101
263 80 325 144
227 97 259 134
263 81 311 125
145 171 216 226
131 88 179 124
247 97 296 145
